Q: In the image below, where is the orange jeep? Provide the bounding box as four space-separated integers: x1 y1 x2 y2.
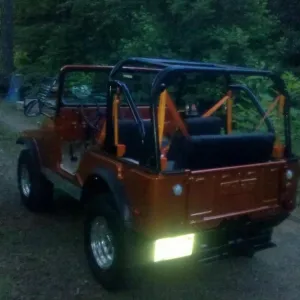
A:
16 58 299 290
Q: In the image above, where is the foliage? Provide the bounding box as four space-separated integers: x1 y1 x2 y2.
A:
13 0 286 72
230 72 300 153
6 0 300 155
282 72 300 107
268 0 300 67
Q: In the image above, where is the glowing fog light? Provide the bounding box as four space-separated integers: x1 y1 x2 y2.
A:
154 234 195 262
286 170 293 181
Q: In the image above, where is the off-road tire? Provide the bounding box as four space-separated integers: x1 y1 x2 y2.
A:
84 193 127 291
17 149 54 212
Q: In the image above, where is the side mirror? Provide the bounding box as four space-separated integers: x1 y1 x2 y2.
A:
23 77 57 118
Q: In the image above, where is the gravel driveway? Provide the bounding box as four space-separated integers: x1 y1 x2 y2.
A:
0 102 300 300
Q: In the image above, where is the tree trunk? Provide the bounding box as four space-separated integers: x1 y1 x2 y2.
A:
1 0 14 77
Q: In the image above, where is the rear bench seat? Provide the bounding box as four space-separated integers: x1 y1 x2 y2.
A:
117 116 222 161
184 116 222 135
167 132 275 170
117 116 275 170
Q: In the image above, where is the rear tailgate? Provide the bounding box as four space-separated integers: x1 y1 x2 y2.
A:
187 161 285 224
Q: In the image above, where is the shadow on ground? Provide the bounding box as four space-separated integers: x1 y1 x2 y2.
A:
1 189 300 300
1 99 300 300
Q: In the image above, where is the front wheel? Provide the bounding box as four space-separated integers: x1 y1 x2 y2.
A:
84 194 127 291
17 149 54 212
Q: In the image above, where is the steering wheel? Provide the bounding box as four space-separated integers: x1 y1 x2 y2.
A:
69 84 104 131
76 93 128 144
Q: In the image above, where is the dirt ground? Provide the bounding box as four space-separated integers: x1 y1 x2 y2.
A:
1 101 300 300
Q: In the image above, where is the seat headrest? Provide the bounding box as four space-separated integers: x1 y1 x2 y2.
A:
184 117 222 135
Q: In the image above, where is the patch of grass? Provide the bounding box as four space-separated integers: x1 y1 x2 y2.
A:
0 123 19 140
0 276 13 300
0 123 22 160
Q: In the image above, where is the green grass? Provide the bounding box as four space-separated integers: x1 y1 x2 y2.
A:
0 276 13 300
0 123 19 140
0 117 17 136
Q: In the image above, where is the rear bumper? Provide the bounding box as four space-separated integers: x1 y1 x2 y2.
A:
126 212 290 267
189 212 289 261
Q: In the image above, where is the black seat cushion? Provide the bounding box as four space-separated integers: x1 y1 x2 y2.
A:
185 117 222 135
167 133 275 170
118 119 151 160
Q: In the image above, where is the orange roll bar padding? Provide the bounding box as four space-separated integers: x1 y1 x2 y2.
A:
256 94 286 159
112 94 120 146
158 90 167 147
165 92 189 137
96 93 123 148
98 120 106 144
159 91 190 168
202 91 232 118
112 93 126 157
273 144 285 159
256 95 280 131
227 97 233 134
161 91 234 158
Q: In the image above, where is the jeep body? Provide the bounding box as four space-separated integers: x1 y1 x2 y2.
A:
16 57 299 289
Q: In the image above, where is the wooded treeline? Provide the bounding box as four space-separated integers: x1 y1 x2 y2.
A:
8 0 300 75
2 0 300 150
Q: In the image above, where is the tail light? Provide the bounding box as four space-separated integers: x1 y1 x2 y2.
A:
281 163 299 211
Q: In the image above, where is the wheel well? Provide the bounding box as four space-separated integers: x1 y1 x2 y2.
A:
16 137 41 166
81 175 111 206
81 172 133 227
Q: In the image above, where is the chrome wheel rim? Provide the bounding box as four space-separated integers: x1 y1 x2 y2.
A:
90 217 115 270
20 165 31 197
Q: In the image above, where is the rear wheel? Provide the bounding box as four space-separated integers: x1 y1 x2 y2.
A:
84 194 127 291
17 149 54 212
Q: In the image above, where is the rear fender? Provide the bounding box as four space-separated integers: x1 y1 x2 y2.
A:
81 168 133 228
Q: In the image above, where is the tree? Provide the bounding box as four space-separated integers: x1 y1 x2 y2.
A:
1 0 14 76
13 0 286 73
268 0 300 68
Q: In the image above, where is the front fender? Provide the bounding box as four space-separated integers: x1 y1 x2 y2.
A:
16 136 41 168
